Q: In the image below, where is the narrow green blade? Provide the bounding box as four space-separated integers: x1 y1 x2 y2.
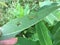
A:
15 37 40 45
0 3 60 40
35 21 53 45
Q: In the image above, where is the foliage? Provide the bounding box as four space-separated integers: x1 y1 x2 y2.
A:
0 0 60 45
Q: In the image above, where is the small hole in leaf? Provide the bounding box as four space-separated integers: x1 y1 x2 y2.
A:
16 22 21 26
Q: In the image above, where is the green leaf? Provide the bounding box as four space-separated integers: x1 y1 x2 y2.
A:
30 33 39 41
16 3 24 18
44 14 58 25
53 10 60 20
24 4 30 16
15 37 40 45
35 21 53 45
0 3 60 40
53 28 60 45
52 21 60 45
51 21 60 34
54 40 60 45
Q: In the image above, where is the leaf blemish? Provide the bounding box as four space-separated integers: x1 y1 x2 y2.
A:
16 22 21 26
29 15 36 19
